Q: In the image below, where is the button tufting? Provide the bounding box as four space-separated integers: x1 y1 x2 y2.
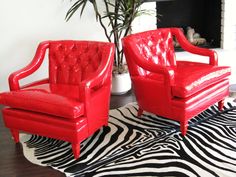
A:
49 41 109 84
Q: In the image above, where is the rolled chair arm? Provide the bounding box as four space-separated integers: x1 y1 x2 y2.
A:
135 55 175 85
9 41 50 91
80 44 115 89
79 43 115 102
122 37 175 85
171 28 218 66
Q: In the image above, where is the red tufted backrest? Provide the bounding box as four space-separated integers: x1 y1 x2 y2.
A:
123 28 176 76
48 41 109 85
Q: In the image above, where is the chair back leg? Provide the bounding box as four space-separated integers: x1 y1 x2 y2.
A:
137 108 143 117
10 129 19 143
180 121 188 136
218 99 225 111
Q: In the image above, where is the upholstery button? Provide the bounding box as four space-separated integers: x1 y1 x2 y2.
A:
71 44 77 51
58 45 64 51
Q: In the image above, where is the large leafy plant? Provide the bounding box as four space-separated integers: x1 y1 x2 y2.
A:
66 0 149 74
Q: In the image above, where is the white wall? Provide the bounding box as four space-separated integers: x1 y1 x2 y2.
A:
0 1 156 92
132 2 157 33
0 0 104 92
221 0 236 49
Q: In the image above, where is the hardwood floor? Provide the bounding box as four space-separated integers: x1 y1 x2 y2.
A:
0 91 135 177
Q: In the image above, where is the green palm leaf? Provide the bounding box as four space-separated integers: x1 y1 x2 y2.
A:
66 0 151 71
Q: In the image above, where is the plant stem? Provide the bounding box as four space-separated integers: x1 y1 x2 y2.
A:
92 1 111 42
97 13 111 42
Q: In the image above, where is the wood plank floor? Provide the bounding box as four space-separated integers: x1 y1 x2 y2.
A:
0 91 135 177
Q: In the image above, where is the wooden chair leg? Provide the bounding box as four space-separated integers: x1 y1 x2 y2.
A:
180 121 188 136
72 143 80 159
10 129 19 143
218 99 224 111
137 108 143 117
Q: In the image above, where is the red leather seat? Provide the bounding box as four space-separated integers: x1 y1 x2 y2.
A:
173 61 230 98
122 28 231 135
0 40 114 159
0 84 84 119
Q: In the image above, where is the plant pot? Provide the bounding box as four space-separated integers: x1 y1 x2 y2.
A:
111 72 131 95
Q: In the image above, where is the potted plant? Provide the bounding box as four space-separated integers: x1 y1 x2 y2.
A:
66 0 150 94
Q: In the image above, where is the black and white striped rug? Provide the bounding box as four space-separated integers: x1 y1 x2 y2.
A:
20 101 236 177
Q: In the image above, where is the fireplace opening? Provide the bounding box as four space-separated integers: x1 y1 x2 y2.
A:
156 0 221 50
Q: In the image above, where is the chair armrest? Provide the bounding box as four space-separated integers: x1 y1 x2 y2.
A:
80 44 114 89
171 28 218 66
129 48 175 85
79 44 115 101
9 41 50 91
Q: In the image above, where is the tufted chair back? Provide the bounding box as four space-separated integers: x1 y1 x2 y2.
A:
49 41 108 85
123 28 176 76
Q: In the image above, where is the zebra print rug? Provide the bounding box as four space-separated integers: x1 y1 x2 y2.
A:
20 101 236 177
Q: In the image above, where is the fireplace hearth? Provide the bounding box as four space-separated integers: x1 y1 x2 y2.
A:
155 0 221 49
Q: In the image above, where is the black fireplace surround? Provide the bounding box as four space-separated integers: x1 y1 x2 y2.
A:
145 0 222 48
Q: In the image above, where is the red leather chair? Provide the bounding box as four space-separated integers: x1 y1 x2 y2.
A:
122 28 231 135
0 40 114 159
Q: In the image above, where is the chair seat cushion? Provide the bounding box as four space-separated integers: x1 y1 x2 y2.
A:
0 83 84 119
172 61 231 98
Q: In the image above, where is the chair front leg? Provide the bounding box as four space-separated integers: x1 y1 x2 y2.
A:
72 143 80 159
